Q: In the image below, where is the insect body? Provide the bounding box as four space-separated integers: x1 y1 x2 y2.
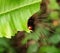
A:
28 17 35 31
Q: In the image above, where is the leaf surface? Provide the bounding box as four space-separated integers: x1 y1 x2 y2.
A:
0 0 41 38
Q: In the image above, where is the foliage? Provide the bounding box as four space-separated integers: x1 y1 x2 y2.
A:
0 0 60 53
0 38 15 53
38 46 60 53
0 0 41 38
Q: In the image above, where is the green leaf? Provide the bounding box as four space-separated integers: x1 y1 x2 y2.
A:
55 27 60 33
0 46 5 53
0 0 41 38
48 34 60 44
49 0 59 10
0 38 15 53
0 38 10 47
49 12 59 20
38 46 60 53
27 43 39 53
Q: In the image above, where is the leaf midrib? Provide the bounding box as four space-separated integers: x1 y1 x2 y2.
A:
0 1 40 15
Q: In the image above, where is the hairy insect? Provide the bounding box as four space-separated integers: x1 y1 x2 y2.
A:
27 0 59 32
27 0 50 31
